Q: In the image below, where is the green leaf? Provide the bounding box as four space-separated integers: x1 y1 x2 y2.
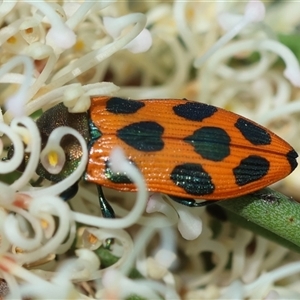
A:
213 188 300 252
0 171 22 185
94 246 144 279
278 33 300 62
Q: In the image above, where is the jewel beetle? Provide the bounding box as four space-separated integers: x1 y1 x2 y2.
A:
32 96 298 217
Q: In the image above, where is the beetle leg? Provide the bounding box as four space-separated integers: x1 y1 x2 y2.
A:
169 195 218 207
96 186 115 249
59 182 79 201
31 176 45 187
97 185 115 218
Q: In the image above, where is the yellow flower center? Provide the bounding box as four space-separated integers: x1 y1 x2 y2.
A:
48 151 58 167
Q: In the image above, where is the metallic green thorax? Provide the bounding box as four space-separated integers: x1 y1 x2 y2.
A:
36 104 92 182
88 118 102 145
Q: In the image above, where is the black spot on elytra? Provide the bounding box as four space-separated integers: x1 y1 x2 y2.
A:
235 118 271 145
173 102 217 121
286 149 298 172
117 121 164 152
170 163 215 196
233 155 270 186
184 127 230 161
104 160 133 183
106 97 145 114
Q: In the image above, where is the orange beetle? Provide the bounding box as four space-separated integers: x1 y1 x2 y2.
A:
35 96 298 217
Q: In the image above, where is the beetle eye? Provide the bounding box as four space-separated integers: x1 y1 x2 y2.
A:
40 145 66 175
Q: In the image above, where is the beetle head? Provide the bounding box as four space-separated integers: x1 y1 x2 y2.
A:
7 104 90 183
